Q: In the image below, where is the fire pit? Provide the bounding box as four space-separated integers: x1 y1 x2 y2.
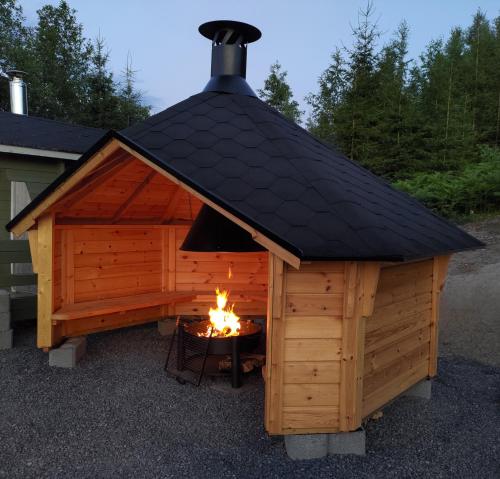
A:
167 288 263 388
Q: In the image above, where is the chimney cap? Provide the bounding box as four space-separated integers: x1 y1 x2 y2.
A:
6 69 27 79
199 20 261 44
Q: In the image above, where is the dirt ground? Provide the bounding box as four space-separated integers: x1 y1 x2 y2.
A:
440 215 500 366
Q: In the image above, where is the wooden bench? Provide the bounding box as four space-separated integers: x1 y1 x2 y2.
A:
52 291 197 321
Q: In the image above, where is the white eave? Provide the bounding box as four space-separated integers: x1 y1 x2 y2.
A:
0 144 81 161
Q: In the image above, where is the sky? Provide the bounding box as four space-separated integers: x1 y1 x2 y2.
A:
21 0 500 115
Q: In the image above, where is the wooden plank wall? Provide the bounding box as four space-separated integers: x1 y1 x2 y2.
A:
53 224 267 340
266 259 345 434
362 259 433 417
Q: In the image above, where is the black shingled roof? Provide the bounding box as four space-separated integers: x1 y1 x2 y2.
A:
7 91 483 261
0 111 105 154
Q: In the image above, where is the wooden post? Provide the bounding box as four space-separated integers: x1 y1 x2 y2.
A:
429 255 451 376
27 229 38 274
339 262 380 431
167 228 176 315
264 253 286 434
61 229 74 305
37 213 58 348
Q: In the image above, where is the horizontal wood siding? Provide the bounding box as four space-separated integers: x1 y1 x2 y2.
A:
172 226 267 316
362 260 433 417
54 224 267 339
266 261 344 435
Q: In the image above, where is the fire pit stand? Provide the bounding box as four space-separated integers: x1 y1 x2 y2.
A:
165 318 261 388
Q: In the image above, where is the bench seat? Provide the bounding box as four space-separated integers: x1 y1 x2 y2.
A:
52 291 197 321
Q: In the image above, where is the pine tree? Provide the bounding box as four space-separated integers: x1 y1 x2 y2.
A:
258 61 303 123
82 34 119 128
336 1 380 170
31 0 92 122
0 0 31 111
117 54 150 128
306 48 346 145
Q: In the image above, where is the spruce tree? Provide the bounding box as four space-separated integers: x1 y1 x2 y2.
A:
117 55 150 128
31 0 92 122
82 35 119 128
258 61 303 123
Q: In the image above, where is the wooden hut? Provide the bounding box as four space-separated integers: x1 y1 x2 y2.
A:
7 21 482 449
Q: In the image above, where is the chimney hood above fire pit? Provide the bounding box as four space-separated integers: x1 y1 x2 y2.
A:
180 205 265 253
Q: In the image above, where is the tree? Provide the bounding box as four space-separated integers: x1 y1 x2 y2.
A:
117 54 150 128
0 0 31 111
258 61 303 123
306 48 346 145
81 34 119 128
31 0 92 122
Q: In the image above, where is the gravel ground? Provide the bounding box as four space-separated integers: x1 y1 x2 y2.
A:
440 216 500 366
1 323 499 479
1 217 499 478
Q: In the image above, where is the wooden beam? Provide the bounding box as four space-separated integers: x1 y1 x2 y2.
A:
117 141 301 269
10 139 123 237
60 230 74 305
11 137 301 269
37 213 58 348
160 186 183 223
56 153 132 211
27 229 38 274
112 170 156 222
429 255 451 376
265 254 286 434
167 228 176 315
339 261 380 431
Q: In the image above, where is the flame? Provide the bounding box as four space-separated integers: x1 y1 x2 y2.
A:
203 288 241 337
228 265 232 280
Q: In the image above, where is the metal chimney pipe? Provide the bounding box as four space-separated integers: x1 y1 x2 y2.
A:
199 20 261 97
7 70 28 115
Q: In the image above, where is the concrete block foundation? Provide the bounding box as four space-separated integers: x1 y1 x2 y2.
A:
0 329 13 350
158 318 176 336
402 379 432 400
0 290 12 350
328 429 366 455
284 429 366 459
284 434 328 460
49 337 87 368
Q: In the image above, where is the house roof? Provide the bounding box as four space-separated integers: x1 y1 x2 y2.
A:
7 91 483 262
0 111 105 156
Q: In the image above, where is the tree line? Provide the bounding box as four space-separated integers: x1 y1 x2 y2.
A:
0 0 149 129
259 4 500 218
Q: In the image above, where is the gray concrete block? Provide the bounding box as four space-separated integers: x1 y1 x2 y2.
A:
402 379 432 399
158 318 176 336
0 311 11 331
49 337 86 368
0 329 13 350
328 429 366 455
284 434 328 460
0 290 10 313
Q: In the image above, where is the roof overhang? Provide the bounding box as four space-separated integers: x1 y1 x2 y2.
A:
0 144 80 160
6 131 302 269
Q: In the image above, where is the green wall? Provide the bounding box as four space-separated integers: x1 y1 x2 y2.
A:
0 153 65 321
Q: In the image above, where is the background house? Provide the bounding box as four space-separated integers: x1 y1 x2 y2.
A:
0 71 103 346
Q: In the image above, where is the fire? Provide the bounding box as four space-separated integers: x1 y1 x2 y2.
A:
202 288 241 337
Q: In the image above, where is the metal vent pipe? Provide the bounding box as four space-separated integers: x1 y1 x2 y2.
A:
7 70 28 115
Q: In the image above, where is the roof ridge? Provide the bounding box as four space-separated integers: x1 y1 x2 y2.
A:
0 110 105 132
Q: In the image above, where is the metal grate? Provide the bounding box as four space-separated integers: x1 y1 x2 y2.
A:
164 317 213 387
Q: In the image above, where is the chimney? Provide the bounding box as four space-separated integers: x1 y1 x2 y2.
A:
199 20 261 97
7 70 28 115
